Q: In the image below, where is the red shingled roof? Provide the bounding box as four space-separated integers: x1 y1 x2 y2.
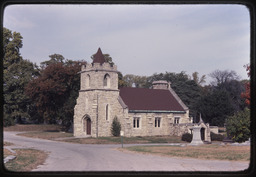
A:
119 87 185 112
92 48 106 64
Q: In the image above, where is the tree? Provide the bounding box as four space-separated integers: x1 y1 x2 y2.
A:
40 54 65 69
196 90 235 126
198 69 246 126
226 108 250 143
209 69 239 86
111 116 121 136
118 72 128 88
191 72 206 86
123 74 148 88
3 28 39 126
3 28 23 70
218 80 246 112
25 55 86 128
241 64 250 106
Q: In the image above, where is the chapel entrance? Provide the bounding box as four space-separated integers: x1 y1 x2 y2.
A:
83 116 91 135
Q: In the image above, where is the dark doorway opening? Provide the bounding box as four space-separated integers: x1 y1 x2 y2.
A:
201 127 205 141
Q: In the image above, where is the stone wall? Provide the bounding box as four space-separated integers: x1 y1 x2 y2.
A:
210 126 219 134
121 112 191 137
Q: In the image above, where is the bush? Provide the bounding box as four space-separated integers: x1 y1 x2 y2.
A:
226 108 250 143
210 132 224 141
181 133 192 142
111 116 121 136
3 114 15 127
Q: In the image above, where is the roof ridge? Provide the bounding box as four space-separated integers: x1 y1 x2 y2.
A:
168 87 188 110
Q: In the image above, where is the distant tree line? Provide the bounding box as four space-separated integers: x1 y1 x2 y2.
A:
3 28 250 141
3 27 86 131
120 70 248 127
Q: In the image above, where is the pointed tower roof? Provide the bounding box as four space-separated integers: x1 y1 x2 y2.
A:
92 48 106 64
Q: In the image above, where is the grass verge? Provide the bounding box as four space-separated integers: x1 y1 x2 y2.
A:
18 131 73 140
62 135 183 144
4 124 63 132
4 148 48 171
5 124 184 144
122 144 250 161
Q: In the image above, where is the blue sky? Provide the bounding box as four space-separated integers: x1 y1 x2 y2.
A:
4 4 250 83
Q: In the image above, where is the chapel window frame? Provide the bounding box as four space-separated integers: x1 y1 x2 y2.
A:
155 117 161 127
85 74 90 88
106 104 109 121
174 117 180 125
133 117 140 128
103 73 110 88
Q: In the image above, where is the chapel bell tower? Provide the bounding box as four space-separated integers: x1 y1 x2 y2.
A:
74 48 120 137
80 48 119 91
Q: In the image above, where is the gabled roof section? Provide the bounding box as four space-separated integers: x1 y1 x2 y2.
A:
92 48 106 64
119 87 186 113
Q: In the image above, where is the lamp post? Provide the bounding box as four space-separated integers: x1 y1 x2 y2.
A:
120 131 124 148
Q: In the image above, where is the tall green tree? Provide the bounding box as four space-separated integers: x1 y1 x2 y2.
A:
196 70 245 126
3 27 39 126
196 90 235 126
3 27 23 70
26 55 86 129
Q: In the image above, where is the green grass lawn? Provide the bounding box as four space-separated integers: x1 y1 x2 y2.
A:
123 144 250 161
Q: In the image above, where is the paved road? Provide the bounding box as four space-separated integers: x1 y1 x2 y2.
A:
4 131 249 172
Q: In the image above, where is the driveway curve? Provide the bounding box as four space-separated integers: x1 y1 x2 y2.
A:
4 131 249 172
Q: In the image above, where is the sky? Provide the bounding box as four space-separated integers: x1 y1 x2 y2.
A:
3 4 250 83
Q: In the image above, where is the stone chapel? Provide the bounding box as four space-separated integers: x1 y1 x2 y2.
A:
73 48 211 141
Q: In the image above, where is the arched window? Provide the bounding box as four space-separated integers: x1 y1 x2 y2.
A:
106 104 109 120
103 74 110 88
86 74 90 88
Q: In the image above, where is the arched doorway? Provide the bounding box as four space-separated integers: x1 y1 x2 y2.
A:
83 116 91 135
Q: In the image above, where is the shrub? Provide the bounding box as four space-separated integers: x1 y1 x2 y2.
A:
210 132 224 141
226 108 250 143
3 114 15 127
111 116 121 136
181 133 192 142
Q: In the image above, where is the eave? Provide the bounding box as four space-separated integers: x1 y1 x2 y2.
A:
128 110 186 114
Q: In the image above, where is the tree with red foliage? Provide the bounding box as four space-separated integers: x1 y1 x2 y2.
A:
241 64 250 106
26 54 86 128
